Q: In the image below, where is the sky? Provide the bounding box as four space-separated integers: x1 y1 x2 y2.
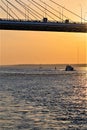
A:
0 0 87 65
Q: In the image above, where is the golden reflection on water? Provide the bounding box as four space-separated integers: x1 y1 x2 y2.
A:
0 66 87 129
81 71 87 100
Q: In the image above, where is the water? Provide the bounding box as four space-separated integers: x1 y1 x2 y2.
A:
0 64 87 130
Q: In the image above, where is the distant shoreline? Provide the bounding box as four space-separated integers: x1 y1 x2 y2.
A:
0 64 87 67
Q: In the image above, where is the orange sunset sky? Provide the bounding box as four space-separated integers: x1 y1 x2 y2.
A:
0 0 87 65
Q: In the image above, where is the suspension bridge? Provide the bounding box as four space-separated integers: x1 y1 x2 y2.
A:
0 0 87 33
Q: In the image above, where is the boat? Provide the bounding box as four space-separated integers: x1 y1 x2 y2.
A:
65 65 74 71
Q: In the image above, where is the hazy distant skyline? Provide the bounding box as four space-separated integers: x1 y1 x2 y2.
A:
0 0 87 65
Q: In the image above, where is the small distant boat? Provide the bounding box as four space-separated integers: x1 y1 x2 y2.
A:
65 65 74 71
55 67 57 70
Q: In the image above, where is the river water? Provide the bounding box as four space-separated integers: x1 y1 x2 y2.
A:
0 65 87 130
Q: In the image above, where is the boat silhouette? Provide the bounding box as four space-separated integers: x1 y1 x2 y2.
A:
65 65 74 71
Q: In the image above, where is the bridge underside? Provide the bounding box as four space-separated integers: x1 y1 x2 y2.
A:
0 20 87 33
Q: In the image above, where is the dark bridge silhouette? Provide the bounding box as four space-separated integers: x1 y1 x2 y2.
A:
0 0 87 33
0 19 87 33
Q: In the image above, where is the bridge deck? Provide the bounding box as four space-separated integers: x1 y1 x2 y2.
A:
0 19 87 33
